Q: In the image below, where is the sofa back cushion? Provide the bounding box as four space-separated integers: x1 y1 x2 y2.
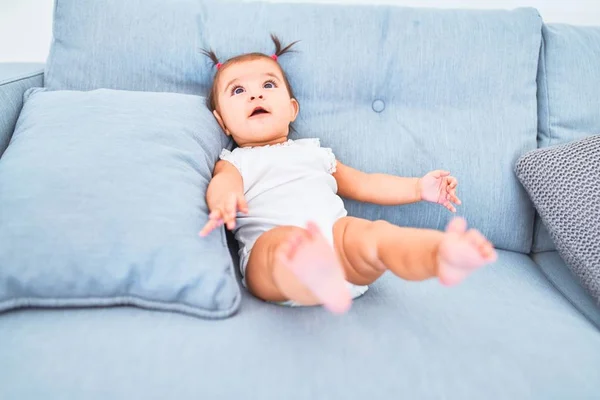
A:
44 0 203 94
44 0 543 252
198 1 542 252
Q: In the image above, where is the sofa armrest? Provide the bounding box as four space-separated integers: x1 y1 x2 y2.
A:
0 63 44 158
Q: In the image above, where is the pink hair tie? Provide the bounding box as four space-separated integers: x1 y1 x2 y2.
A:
216 62 222 70
271 54 278 61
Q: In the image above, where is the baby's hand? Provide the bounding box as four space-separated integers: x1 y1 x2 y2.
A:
199 193 248 237
418 170 461 212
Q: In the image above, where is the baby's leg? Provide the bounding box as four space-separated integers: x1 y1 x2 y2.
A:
244 225 352 313
333 216 497 286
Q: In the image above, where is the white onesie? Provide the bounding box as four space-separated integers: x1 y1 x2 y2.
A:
219 138 368 304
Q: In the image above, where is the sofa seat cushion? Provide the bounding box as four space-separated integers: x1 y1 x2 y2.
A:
1 250 598 399
532 251 600 329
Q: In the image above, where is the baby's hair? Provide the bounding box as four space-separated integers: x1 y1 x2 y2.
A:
200 34 300 112
199 48 220 68
270 34 300 58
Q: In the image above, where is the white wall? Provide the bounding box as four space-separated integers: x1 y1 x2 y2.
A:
1 0 599 63
0 0 54 63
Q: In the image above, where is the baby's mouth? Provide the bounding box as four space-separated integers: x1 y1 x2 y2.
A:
249 106 270 118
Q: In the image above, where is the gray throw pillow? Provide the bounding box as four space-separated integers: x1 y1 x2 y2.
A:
515 135 600 306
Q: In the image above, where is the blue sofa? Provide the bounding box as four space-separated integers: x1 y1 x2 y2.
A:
1 1 599 398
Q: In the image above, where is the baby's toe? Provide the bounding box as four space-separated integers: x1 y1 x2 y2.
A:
446 217 467 234
473 238 496 261
465 229 487 247
275 243 291 266
484 245 498 262
305 221 323 238
286 234 304 257
478 241 490 255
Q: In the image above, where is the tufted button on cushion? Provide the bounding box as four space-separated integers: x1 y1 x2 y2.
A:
372 99 385 113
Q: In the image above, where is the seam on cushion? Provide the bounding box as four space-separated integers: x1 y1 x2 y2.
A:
43 0 60 88
1 291 239 312
532 215 543 252
532 28 552 253
0 70 44 87
0 290 242 319
530 249 557 256
541 29 553 147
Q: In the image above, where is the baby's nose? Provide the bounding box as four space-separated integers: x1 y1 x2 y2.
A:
250 94 264 101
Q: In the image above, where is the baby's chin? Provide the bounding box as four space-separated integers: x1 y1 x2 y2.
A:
232 130 290 147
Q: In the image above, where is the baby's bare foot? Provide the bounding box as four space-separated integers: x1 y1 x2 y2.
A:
437 217 497 286
275 221 352 314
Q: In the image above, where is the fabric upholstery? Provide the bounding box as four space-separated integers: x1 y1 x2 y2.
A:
197 1 542 252
0 63 44 158
0 88 239 319
1 251 599 399
532 24 600 252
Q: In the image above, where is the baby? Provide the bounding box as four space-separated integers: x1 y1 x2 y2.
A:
199 35 497 314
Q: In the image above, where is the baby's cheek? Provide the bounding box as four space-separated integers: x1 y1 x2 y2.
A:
226 109 244 126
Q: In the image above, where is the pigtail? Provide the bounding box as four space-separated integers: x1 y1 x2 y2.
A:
199 48 221 68
270 33 300 57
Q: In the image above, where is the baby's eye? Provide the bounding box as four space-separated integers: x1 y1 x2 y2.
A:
231 86 245 96
264 80 277 89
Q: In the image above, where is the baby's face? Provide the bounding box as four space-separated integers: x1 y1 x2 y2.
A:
213 58 298 147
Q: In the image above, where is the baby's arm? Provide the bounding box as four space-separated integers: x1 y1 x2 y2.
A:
334 161 421 206
199 160 247 236
334 161 461 211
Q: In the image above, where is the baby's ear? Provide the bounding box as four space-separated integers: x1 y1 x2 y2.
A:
289 98 299 122
213 110 230 136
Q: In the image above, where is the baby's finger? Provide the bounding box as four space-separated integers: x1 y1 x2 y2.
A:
226 195 237 215
213 205 228 224
447 187 461 204
224 198 237 229
209 209 222 220
449 189 460 203
446 177 457 188
222 213 235 230
432 170 451 178
199 219 221 237
215 208 229 225
237 196 249 214
444 201 456 213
